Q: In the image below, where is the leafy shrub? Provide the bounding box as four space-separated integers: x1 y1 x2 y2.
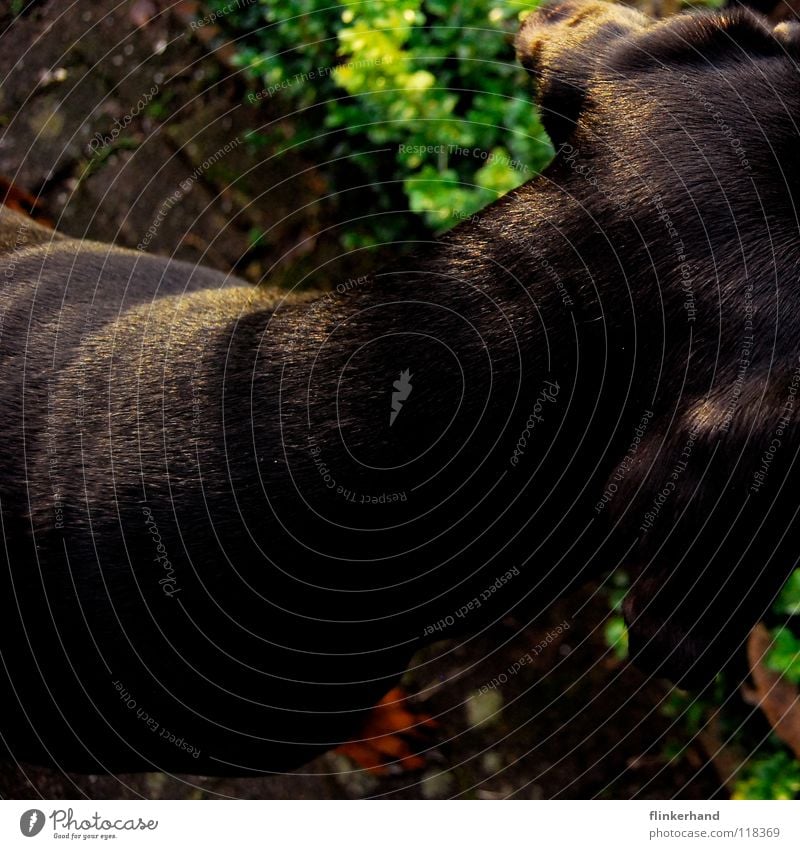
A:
604 566 800 799
215 0 554 248
604 570 629 661
734 751 800 801
212 0 800 797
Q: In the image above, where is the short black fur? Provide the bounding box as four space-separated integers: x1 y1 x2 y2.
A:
1 1 799 774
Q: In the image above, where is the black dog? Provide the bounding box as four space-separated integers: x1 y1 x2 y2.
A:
1 0 799 775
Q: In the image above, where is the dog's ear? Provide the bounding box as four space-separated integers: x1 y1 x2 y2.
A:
515 0 651 147
622 559 789 688
622 574 732 688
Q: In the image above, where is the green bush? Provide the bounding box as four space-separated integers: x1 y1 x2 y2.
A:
213 0 800 798
604 567 800 799
216 0 554 248
734 751 800 801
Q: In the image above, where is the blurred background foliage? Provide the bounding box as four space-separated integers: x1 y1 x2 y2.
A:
605 568 800 799
213 0 800 800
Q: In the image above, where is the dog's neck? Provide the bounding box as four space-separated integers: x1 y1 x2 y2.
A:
192 182 627 635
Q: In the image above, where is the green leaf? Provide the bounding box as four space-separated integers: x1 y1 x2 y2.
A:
775 569 800 616
734 751 800 800
765 626 800 684
604 616 629 661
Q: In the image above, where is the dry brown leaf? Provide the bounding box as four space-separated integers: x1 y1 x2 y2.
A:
744 623 800 761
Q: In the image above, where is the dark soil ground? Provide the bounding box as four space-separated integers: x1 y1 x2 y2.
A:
1 581 725 799
0 0 727 799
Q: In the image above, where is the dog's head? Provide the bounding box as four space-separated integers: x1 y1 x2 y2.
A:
513 3 800 688
517 0 800 150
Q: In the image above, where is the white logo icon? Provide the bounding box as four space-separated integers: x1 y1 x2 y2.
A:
390 369 413 426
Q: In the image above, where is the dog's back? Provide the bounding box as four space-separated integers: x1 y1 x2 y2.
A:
0 209 318 772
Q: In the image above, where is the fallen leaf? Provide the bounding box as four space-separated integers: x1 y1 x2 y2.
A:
744 623 800 761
